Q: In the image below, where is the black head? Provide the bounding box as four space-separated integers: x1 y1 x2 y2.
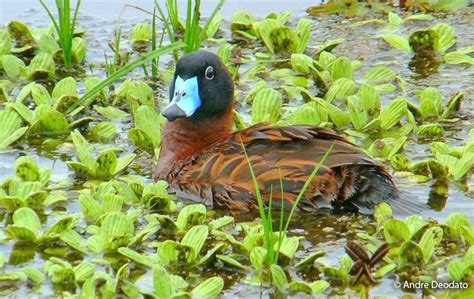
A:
162 50 234 122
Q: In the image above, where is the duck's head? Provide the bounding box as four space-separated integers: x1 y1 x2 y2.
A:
162 50 234 122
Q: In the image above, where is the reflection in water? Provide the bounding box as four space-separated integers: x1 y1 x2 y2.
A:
409 51 441 79
427 181 449 211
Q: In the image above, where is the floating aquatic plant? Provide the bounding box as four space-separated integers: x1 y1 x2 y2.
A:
66 130 136 180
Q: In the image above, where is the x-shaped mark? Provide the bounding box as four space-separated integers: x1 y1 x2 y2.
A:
345 241 389 285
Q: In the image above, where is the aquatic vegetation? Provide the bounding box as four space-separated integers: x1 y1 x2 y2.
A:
154 0 225 55
39 0 82 70
66 130 135 180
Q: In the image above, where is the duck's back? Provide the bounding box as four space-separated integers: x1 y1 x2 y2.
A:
161 123 407 214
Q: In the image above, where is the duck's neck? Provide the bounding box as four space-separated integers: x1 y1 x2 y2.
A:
155 107 233 178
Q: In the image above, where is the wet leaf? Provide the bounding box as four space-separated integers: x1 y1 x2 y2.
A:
419 226 443 264
399 241 424 264
362 66 396 84
432 23 456 53
331 57 353 81
251 88 282 124
181 225 209 262
27 53 55 80
383 219 410 243
380 34 411 52
444 52 474 65
378 97 406 130
1 55 26 80
191 277 224 299
270 264 288 289
325 78 356 103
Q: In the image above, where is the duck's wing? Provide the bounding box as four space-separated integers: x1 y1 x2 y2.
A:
172 124 415 214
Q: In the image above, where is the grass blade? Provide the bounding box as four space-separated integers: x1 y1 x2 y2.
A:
66 41 185 115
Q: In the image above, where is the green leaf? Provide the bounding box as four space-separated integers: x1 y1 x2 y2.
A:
176 204 207 231
1 55 26 80
444 52 474 65
130 105 165 150
406 215 425 237
94 105 127 119
448 259 464 282
374 263 396 278
270 264 288 289
378 97 407 130
29 109 69 136
72 37 86 63
309 280 330 293
93 151 117 179
27 53 55 80
91 121 116 142
399 241 424 264
153 265 176 299
295 18 311 53
118 247 158 267
419 226 443 264
383 219 410 243
348 95 368 130
380 34 411 52
249 246 267 273
325 78 356 103
374 202 392 226
181 225 209 262
73 261 95 283
131 22 152 44
191 277 224 299
388 12 402 26
37 34 59 54
432 23 456 53
7 207 41 241
251 88 282 124
331 56 353 81
114 153 136 175
362 66 396 84
216 254 248 270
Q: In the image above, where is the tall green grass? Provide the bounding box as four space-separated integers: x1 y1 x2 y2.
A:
154 0 225 57
243 142 334 279
39 0 82 70
66 41 185 116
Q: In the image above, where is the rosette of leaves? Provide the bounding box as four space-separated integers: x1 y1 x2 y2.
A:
249 12 310 54
44 257 95 285
0 253 45 287
119 224 225 268
448 246 474 282
129 105 165 156
8 81 94 137
116 79 155 114
430 140 474 181
131 22 151 52
86 211 136 253
0 156 66 211
380 23 456 54
444 213 474 246
407 88 464 122
0 108 28 149
66 130 136 180
230 11 258 40
6 207 78 244
6 21 36 56
125 180 175 211
117 262 223 299
373 204 445 267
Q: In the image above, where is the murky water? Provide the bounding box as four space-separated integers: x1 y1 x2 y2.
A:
0 1 473 298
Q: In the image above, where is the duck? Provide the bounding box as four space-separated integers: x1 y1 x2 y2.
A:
154 50 414 214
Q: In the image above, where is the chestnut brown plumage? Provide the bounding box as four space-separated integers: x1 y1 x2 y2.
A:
154 51 414 214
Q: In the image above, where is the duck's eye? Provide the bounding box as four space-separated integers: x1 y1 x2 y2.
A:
205 66 214 80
